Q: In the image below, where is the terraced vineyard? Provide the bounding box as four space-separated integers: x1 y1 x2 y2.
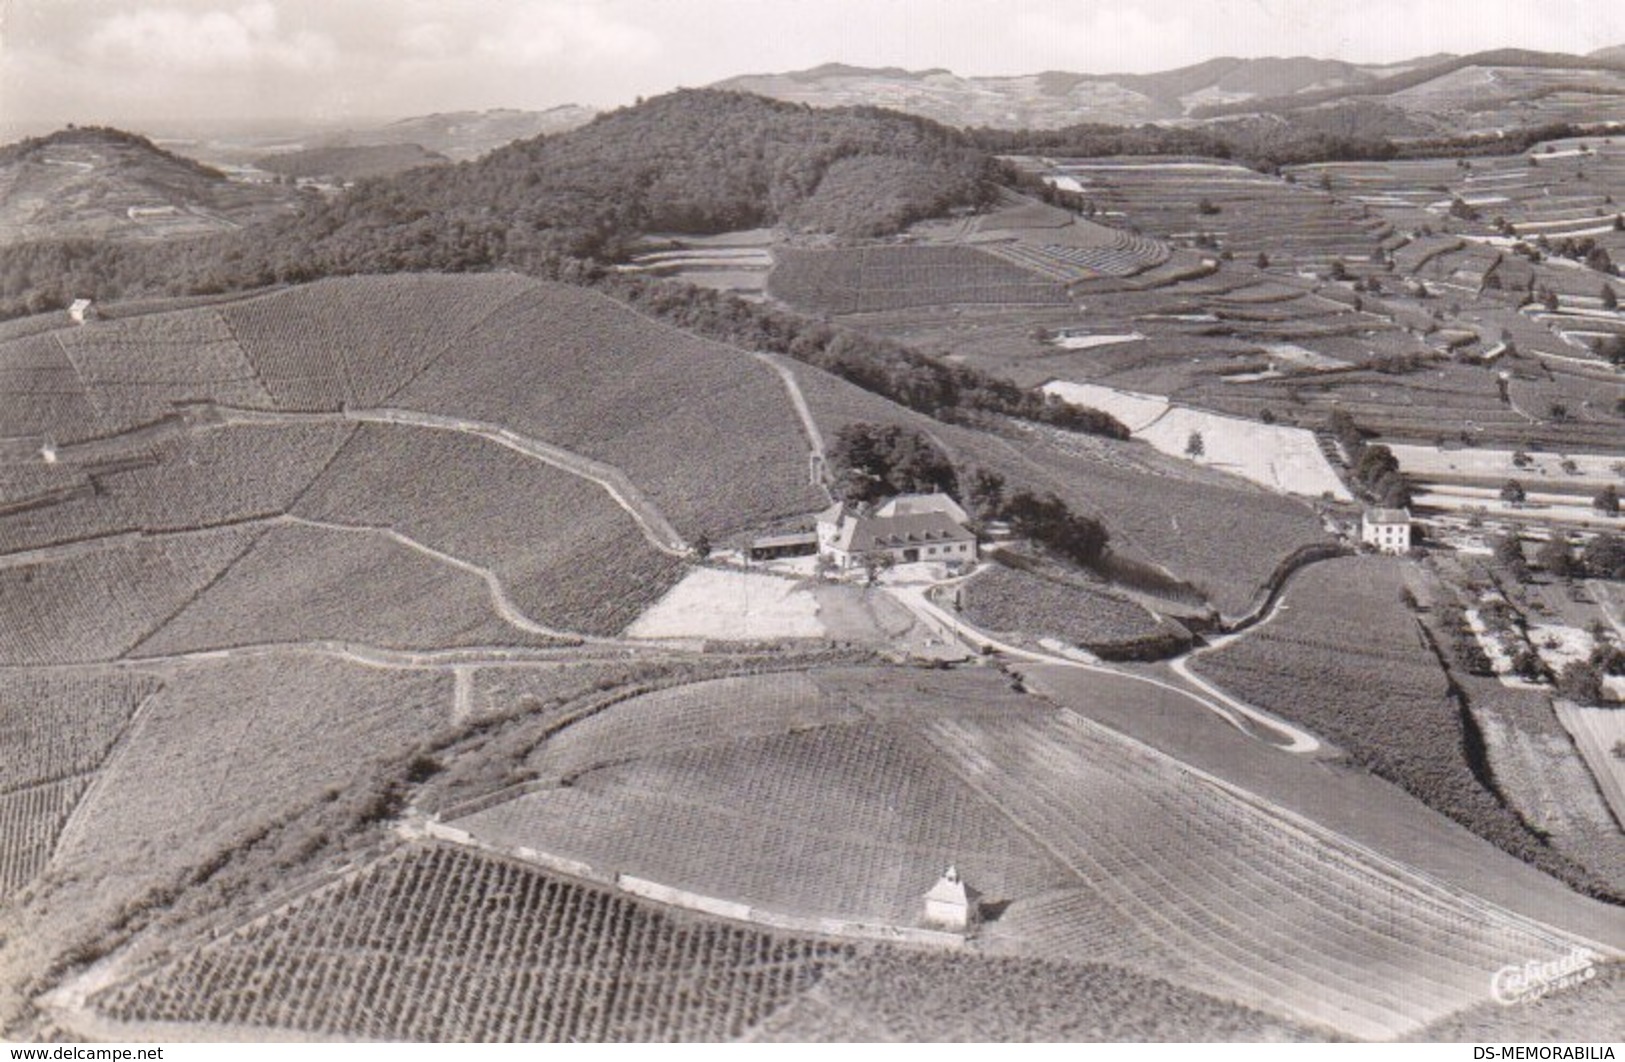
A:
48 656 451 934
0 527 262 664
0 422 356 555
449 665 1591 1040
1050 159 1390 273
55 308 274 434
220 274 540 410
294 424 686 636
388 283 824 537
924 710 1589 1040
768 245 1070 314
0 671 161 901
0 777 89 900
133 520 570 654
95 844 857 1041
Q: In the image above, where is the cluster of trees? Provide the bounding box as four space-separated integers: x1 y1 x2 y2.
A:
1536 234 1616 275
602 273 1129 436
1330 410 1411 507
1492 528 1623 583
828 424 957 504
971 108 1619 173
1555 636 1624 706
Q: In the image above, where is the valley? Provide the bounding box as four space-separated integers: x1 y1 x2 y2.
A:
1 35 1623 1046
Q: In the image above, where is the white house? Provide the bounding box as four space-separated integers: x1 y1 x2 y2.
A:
68 298 96 324
921 865 980 932
815 493 977 570
1361 506 1412 554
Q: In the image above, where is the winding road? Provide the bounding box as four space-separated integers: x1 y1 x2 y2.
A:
879 565 1325 754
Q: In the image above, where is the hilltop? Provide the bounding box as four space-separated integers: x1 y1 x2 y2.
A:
0 126 295 245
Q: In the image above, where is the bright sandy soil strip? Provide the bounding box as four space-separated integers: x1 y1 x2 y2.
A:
1045 380 1350 500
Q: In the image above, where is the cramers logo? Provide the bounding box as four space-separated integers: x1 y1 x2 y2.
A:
1491 946 1599 1006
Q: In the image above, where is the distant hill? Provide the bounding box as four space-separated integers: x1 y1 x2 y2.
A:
331 106 599 161
715 57 1383 128
1189 47 1625 119
256 143 450 182
0 126 295 245
715 49 1625 135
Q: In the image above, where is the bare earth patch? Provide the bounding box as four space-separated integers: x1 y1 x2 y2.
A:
627 566 824 641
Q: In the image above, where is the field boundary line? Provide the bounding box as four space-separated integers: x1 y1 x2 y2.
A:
52 332 108 422
118 521 270 660
375 277 542 407
48 682 166 861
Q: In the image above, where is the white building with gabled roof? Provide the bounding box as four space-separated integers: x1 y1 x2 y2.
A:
1361 506 1412 555
815 493 976 570
921 865 980 932
68 298 97 324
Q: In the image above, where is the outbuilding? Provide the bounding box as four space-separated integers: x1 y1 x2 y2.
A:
921 865 980 933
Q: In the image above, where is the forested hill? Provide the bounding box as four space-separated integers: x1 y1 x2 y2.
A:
0 90 993 312
277 88 991 267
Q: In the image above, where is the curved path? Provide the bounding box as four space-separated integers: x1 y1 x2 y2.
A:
211 405 689 556
881 569 1323 753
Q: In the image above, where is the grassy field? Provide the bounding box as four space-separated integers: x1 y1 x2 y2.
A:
1044 380 1350 499
451 664 1589 1040
93 844 857 1041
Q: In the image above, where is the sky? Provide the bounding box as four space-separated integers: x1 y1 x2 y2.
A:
4 0 1625 132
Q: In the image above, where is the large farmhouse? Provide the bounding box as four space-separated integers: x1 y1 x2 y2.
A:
816 492 977 570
